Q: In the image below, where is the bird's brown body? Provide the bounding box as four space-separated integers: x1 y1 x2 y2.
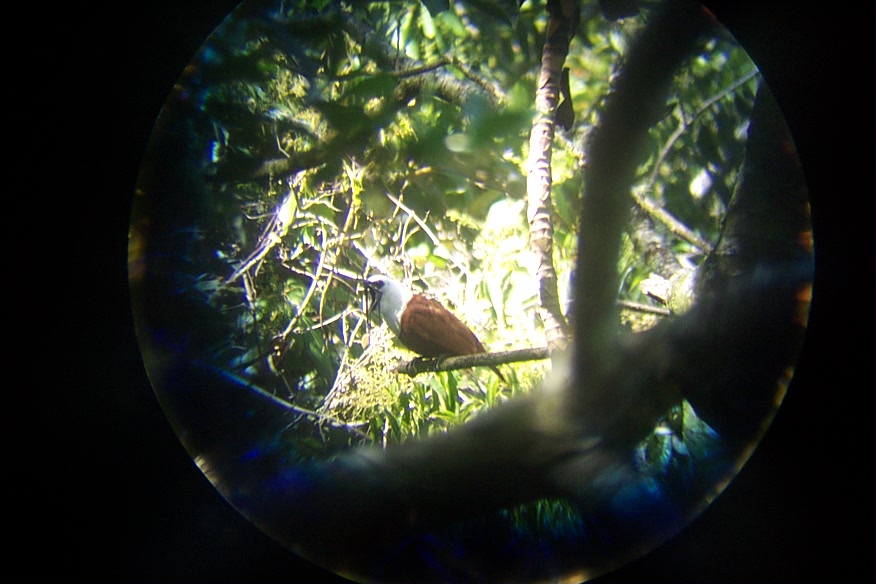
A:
398 294 488 358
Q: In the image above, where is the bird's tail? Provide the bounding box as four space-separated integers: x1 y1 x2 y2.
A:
489 365 506 384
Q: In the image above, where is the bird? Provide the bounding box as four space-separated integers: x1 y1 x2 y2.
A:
364 275 505 382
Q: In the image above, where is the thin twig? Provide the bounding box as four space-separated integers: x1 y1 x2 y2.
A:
319 169 361 324
237 375 372 441
386 192 469 276
281 226 328 339
386 192 439 245
645 69 760 195
296 309 350 334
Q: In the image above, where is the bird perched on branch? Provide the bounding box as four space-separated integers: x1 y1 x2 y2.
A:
364 275 505 382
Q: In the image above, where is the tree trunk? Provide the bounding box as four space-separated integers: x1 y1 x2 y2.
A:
526 0 579 353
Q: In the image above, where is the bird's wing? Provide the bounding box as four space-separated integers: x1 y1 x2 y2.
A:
399 295 486 358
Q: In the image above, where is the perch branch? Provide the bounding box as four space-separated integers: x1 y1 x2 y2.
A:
395 347 549 377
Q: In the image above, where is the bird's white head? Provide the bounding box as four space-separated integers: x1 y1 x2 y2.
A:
365 275 410 337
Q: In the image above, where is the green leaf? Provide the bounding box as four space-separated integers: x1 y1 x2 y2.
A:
442 371 458 412
385 409 402 439
436 11 466 37
418 1 436 39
